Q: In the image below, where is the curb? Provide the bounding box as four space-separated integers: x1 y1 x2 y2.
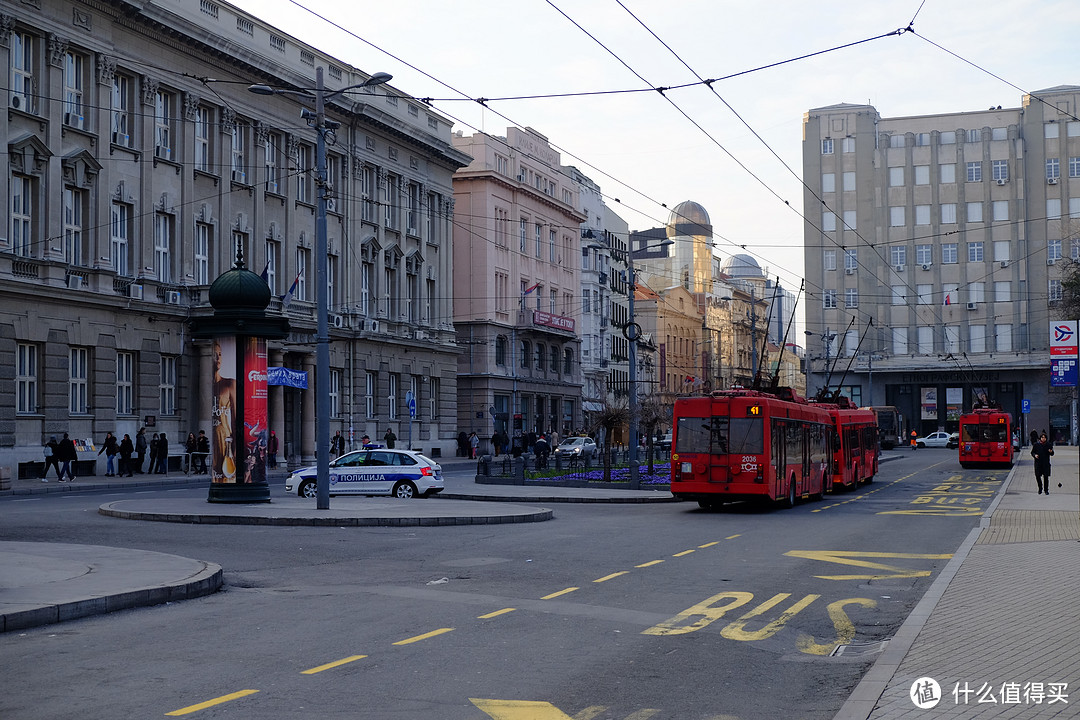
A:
1 561 223 634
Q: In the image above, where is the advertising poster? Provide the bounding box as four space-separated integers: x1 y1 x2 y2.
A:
243 337 268 484
211 337 237 484
921 387 938 420
1050 321 1079 388
946 387 963 421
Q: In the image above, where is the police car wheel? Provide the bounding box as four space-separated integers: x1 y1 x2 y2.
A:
298 479 318 498
393 480 417 499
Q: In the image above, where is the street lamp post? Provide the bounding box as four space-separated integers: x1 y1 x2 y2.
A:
250 68 391 509
625 238 673 488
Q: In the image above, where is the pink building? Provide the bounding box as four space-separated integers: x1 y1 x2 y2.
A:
451 127 586 453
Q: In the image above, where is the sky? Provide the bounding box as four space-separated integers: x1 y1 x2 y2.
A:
228 0 1080 297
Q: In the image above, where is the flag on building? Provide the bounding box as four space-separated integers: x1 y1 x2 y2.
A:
281 270 302 307
943 293 951 306
260 260 271 283
523 282 540 296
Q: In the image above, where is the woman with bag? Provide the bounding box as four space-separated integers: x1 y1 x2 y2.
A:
41 436 61 482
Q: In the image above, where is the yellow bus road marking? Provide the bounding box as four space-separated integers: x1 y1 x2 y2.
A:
478 608 516 619
393 628 454 645
785 550 952 580
593 571 629 583
635 560 664 568
813 463 947 512
165 689 259 716
471 698 575 719
725 534 741 540
698 541 720 548
672 550 695 557
301 655 367 675
624 710 661 719
879 507 985 516
541 587 578 600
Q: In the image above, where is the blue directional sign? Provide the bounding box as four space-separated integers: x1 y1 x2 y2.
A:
1022 399 1031 414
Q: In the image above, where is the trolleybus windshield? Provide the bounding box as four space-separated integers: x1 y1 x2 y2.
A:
675 416 764 455
961 423 1009 443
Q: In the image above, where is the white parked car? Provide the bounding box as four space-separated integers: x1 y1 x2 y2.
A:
915 431 953 449
285 448 444 499
552 437 597 461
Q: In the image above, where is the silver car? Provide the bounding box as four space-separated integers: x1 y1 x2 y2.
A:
285 448 444 499
552 437 597 461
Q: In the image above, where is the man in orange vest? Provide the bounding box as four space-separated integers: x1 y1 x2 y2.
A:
910 429 918 450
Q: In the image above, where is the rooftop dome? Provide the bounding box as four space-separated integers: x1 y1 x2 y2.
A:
720 253 764 278
666 200 712 238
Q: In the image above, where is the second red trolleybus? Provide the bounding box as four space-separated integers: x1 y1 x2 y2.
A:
670 388 832 509
958 407 1015 468
813 398 879 491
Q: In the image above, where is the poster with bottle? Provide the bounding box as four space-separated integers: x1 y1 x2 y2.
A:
243 337 268 484
211 337 237 483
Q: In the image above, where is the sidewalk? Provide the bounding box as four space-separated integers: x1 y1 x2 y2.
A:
836 446 1080 719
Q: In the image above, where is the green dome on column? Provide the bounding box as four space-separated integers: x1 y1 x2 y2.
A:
208 257 271 312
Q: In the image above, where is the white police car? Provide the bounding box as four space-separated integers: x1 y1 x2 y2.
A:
285 448 444 499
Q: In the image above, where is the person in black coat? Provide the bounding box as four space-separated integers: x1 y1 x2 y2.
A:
98 432 119 476
57 433 78 482
1031 432 1054 495
156 433 169 474
135 428 148 473
119 434 135 477
41 436 61 482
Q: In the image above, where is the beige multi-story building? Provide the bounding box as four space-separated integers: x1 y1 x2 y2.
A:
803 87 1080 440
451 127 586 451
2 0 470 476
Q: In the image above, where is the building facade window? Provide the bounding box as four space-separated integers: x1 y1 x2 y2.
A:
914 165 930 184
822 173 835 192
10 30 35 112
160 355 176 415
994 281 1010 302
1049 238 1063 261
966 202 983 223
889 167 904 186
111 202 131 277
155 213 172 282
116 351 134 415
992 160 1008 181
17 343 37 414
939 163 956 183
842 137 855 153
70 347 89 414
821 138 833 154
965 161 982 183
63 51 86 128
822 211 836 232
995 325 1012 352
429 377 440 419
1047 157 1060 180
111 74 133 146
387 373 398 420
992 200 1008 221
154 90 174 160
844 288 858 307
11 174 34 258
1049 279 1063 302
844 249 857 271
891 285 906 305
889 206 905 226
941 203 957 224
915 205 930 225
365 371 376 417
63 188 84 266
1069 157 1080 178
916 245 932 265
194 105 211 171
942 243 958 264
823 289 837 309
329 370 341 418
231 122 248 183
194 222 211 284
968 242 984 262
890 245 907 267
823 249 836 271
495 335 507 365
264 239 278 294
892 327 908 355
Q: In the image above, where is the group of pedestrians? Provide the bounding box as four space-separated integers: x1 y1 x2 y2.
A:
183 431 211 474
40 428 173 482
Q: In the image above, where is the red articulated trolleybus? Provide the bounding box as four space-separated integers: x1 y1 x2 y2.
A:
670 388 831 509
958 406 1015 468
811 397 879 491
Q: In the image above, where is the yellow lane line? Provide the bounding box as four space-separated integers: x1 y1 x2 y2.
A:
165 689 259 716
478 608 516 619
725 534 741 540
393 628 454 645
593 571 629 583
635 560 664 568
672 550 695 557
698 541 719 548
301 655 367 675
541 587 578 600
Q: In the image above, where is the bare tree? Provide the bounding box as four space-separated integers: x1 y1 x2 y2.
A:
1059 258 1080 321
638 395 670 473
587 401 629 483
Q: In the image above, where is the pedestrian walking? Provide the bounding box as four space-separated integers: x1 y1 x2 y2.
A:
98 432 119 476
196 430 211 473
149 433 159 474
534 433 550 469
57 433 77 482
135 428 148 473
1031 431 1055 495
468 431 479 459
184 432 198 473
267 430 279 469
119 434 135 477
41 436 61 482
156 432 169 474
384 428 397 449
910 429 918 450
331 430 346 457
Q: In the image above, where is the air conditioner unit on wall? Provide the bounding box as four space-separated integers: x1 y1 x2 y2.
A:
66 275 83 289
130 284 144 300
1000 261 1008 268
326 198 337 212
165 290 182 304
366 319 380 333
330 314 344 328
995 178 1007 186
1048 258 1057 266
894 264 905 273
921 263 932 271
845 268 854 275
1048 177 1059 185
967 302 977 310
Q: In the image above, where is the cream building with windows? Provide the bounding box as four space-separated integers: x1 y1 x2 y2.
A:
803 87 1080 440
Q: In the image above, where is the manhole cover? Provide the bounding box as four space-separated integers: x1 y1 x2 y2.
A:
830 640 889 657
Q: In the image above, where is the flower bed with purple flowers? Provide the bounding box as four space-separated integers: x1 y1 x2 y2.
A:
520 463 671 489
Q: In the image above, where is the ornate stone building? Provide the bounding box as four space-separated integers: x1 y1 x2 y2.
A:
1 0 470 476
